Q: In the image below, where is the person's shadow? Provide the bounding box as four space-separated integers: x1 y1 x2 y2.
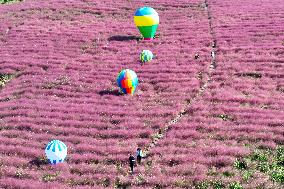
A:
108 35 140 41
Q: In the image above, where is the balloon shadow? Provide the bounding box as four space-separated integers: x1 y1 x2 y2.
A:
99 89 123 96
29 157 49 167
108 35 140 41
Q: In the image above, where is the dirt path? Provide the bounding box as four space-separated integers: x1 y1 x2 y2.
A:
142 0 217 162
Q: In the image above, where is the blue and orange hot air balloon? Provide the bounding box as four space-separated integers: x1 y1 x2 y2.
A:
134 7 159 40
117 69 138 95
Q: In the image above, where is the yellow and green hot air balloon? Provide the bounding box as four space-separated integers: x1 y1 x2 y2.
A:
134 7 159 40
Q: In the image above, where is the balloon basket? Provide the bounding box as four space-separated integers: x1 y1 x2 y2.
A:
144 38 153 41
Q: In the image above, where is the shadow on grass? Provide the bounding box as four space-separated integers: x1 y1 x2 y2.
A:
99 89 123 96
29 157 49 167
108 35 140 41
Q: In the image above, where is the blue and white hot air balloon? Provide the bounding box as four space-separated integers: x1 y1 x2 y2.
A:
45 140 67 165
140 50 154 63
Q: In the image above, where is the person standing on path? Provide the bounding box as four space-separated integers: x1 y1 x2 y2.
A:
136 148 142 164
129 154 135 174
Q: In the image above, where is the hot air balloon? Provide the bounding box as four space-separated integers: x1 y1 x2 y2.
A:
45 140 67 165
117 69 138 95
140 50 154 63
134 7 159 40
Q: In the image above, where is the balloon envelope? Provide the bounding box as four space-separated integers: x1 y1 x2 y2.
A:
117 69 138 95
134 7 159 40
45 140 67 165
140 50 153 63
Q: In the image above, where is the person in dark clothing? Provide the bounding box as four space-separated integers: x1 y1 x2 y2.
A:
129 154 135 174
136 148 142 164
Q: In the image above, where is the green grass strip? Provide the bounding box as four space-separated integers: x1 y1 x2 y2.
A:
0 73 15 88
0 0 23 4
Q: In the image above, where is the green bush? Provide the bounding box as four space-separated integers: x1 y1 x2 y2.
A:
0 74 14 88
194 180 209 189
256 162 270 173
234 159 247 170
250 150 268 162
270 167 284 184
275 146 284 166
241 146 284 185
212 180 225 189
229 182 243 189
223 171 235 177
242 170 253 182
0 0 22 4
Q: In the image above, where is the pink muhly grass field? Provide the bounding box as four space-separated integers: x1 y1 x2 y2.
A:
0 0 212 187
0 0 283 188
